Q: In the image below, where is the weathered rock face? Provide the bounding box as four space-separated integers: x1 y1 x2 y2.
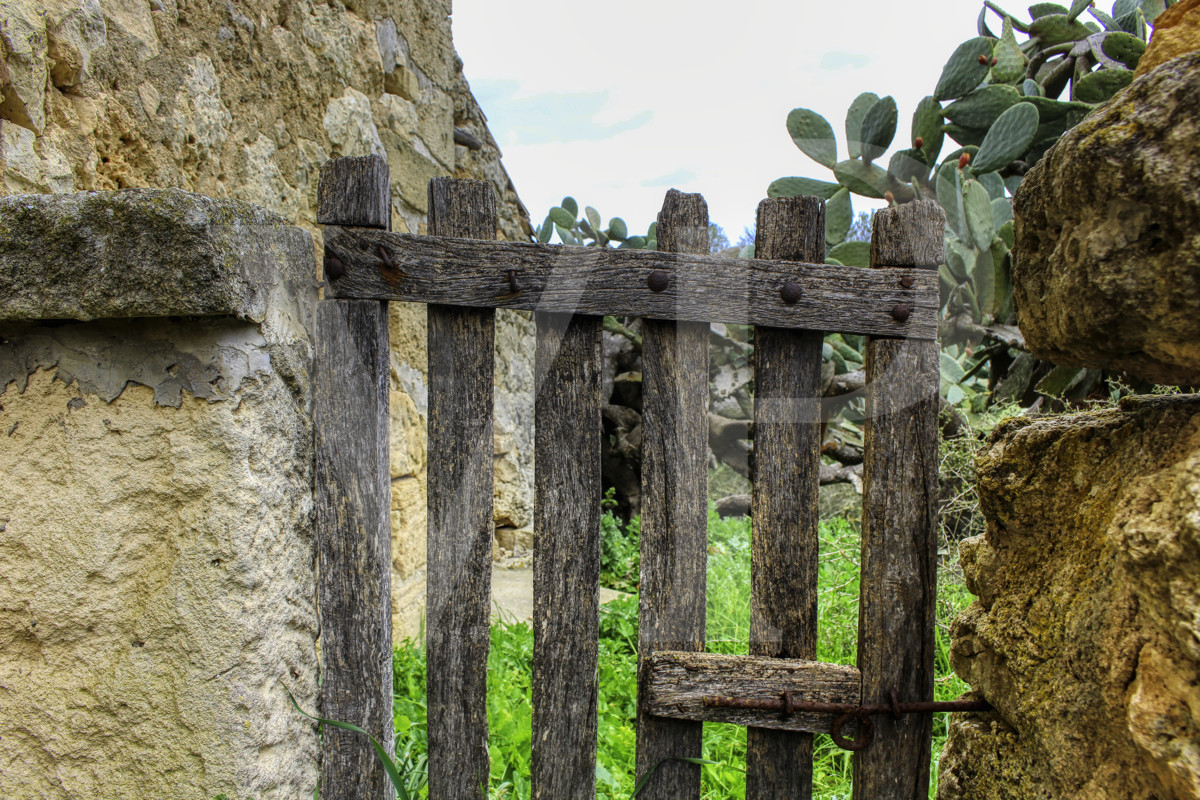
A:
1137 0 1200 77
1012 51 1200 386
0 0 538 637
0 191 319 799
938 395 1200 800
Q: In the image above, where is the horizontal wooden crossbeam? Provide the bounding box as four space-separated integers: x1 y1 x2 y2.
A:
644 651 861 734
323 226 938 339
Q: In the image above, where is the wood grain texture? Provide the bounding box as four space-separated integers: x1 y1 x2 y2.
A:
854 200 945 800
645 651 861 732
746 196 827 800
322 227 937 339
532 311 603 800
315 299 393 800
315 158 393 800
317 155 390 229
635 190 710 800
425 178 497 800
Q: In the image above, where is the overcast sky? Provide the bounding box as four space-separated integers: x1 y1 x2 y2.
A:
450 1 984 242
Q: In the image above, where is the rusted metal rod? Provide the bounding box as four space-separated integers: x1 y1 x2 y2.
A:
703 692 992 752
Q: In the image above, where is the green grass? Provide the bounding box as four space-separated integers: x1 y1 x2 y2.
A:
390 506 973 799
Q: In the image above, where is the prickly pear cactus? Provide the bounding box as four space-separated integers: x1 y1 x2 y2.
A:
537 196 656 250
768 0 1173 407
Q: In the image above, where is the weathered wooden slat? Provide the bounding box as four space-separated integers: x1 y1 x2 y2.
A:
317 154 391 229
315 299 393 800
746 196 826 800
315 157 393 800
322 227 937 339
634 190 710 800
425 178 497 800
853 200 945 800
645 651 861 733
532 311 603 800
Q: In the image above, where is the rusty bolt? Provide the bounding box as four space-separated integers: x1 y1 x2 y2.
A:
891 303 912 323
325 255 346 280
780 281 802 304
900 275 915 289
647 270 670 293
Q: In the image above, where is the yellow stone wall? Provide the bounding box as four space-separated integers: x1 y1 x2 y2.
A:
0 0 537 642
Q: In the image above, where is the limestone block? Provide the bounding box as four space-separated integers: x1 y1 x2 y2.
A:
385 65 422 103
166 54 231 165
232 133 305 223
389 383 426 479
46 0 106 89
493 308 535 534
392 566 426 641
382 128 443 213
323 87 384 159
0 188 315 324
416 84 454 169
1012 52 1200 385
0 0 49 132
391 475 427 580
0 121 74 193
375 17 407 72
296 0 380 87
377 91 419 140
939 394 1200 800
99 0 159 62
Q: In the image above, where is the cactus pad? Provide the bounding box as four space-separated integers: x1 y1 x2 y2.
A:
944 85 1021 128
934 37 996 101
971 101 1039 173
767 177 843 199
846 92 881 160
787 108 838 168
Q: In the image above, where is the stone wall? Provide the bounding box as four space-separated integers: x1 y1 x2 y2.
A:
0 190 319 799
0 0 538 638
940 396 1200 799
939 50 1200 800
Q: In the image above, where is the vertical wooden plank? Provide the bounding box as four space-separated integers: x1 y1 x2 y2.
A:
317 155 391 229
315 154 393 800
532 309 603 800
426 177 497 800
634 190 710 800
745 196 826 800
853 200 945 800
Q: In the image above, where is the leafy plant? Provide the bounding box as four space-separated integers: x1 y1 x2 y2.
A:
770 0 1174 405
287 687 427 800
537 196 657 250
601 487 641 593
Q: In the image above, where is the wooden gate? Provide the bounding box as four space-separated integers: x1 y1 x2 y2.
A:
313 154 947 800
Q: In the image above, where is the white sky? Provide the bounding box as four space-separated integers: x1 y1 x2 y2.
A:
451 1 983 241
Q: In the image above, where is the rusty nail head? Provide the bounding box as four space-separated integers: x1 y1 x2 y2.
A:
781 281 802 305
900 275 915 289
325 255 346 280
891 303 911 323
647 270 670 293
